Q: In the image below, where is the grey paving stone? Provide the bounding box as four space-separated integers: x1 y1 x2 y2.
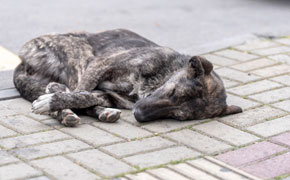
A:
0 88 20 100
0 115 51 134
215 67 260 83
248 87 290 103
268 54 290 64
124 146 200 168
120 110 137 124
0 124 18 138
226 94 260 110
251 46 290 56
125 172 159 180
148 167 190 180
1 98 31 113
188 158 250 180
271 75 290 86
0 130 71 149
61 124 123 146
26 176 51 180
247 115 290 137
220 106 286 127
214 49 258 61
12 139 91 160
251 64 290 77
0 108 17 117
141 119 202 133
234 40 278 51
31 156 99 180
0 70 14 90
78 115 98 124
0 162 41 180
68 149 134 177
203 54 239 66
193 121 259 146
222 79 239 88
166 129 232 154
0 150 19 165
275 38 290 46
168 163 219 180
228 80 282 96
101 136 175 157
93 120 152 140
26 113 51 121
272 100 290 112
230 58 276 72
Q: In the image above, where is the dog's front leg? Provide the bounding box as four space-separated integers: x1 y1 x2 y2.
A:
32 90 111 114
43 82 81 127
86 106 121 123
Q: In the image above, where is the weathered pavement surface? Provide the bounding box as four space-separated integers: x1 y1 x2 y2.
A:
1 38 290 179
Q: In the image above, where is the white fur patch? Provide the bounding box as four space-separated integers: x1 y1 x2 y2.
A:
32 94 54 114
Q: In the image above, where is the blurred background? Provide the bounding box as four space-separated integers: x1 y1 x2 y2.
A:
1 0 290 55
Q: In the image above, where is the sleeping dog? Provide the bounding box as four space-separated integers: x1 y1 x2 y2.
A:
14 29 242 127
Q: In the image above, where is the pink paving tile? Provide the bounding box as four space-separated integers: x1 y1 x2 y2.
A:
241 152 290 179
216 141 286 167
271 132 290 147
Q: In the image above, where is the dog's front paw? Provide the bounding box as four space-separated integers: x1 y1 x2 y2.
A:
32 94 54 114
98 108 121 123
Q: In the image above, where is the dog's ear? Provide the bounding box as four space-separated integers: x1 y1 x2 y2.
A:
199 56 213 75
187 56 213 78
220 105 243 116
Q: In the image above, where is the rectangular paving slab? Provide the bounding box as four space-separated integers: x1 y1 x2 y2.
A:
220 106 285 127
148 167 190 180
215 67 260 83
61 124 123 146
228 80 282 96
270 132 290 147
93 120 152 140
0 124 18 138
216 141 286 167
230 58 276 72
67 149 134 177
214 49 258 61
193 121 259 146
248 87 290 104
168 163 219 180
0 130 71 149
0 150 19 165
247 115 290 137
0 162 41 180
124 146 200 168
31 156 99 180
101 136 175 157
166 129 232 154
0 115 51 134
241 152 290 179
12 139 91 160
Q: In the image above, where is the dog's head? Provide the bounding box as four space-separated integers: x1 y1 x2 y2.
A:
133 56 242 122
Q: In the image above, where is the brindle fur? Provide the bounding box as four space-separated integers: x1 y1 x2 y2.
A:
14 29 242 126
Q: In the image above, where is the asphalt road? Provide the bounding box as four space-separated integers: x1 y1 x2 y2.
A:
1 0 290 55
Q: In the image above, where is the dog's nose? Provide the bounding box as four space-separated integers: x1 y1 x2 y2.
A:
133 107 147 122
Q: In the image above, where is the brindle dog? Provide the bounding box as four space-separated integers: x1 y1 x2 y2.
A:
14 29 242 127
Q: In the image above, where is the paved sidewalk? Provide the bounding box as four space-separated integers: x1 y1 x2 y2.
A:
1 37 290 179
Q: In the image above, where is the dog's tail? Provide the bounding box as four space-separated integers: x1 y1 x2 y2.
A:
13 62 47 102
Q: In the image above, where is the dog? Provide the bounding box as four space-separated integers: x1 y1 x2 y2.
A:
13 29 242 127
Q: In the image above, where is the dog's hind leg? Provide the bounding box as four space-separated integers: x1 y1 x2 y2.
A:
32 90 122 122
13 63 48 102
45 82 80 127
